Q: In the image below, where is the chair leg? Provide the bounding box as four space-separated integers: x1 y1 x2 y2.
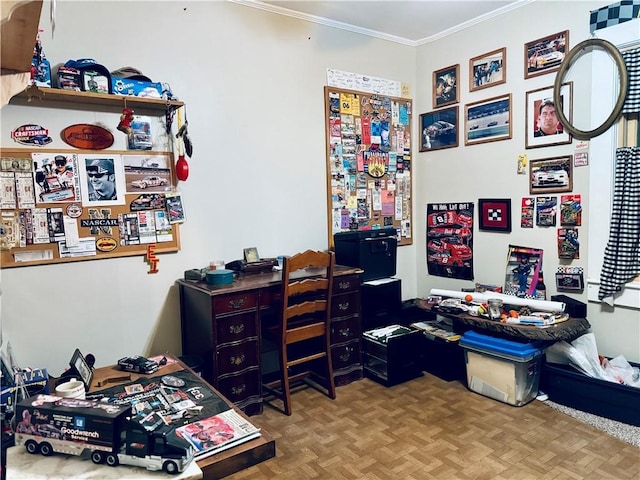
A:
278 349 292 416
326 355 336 400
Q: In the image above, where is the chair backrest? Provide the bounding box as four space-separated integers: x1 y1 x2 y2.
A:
280 249 335 350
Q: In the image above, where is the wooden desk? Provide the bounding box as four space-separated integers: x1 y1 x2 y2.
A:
177 266 363 415
89 359 275 480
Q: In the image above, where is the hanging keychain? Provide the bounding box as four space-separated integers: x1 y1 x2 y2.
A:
176 105 193 158
175 107 189 181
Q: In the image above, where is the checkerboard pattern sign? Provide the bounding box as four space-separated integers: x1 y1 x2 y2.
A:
590 0 640 32
487 208 503 223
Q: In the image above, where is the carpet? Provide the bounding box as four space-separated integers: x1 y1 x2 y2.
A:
542 398 640 448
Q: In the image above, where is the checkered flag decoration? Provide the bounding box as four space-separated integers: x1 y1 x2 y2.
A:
590 1 640 33
487 208 503 223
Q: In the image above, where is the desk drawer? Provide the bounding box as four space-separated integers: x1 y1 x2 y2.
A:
216 340 260 377
333 274 360 294
213 291 258 315
331 340 361 371
216 311 258 344
217 368 261 405
331 291 359 318
331 317 360 344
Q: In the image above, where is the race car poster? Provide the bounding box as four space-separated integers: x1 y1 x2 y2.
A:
426 202 474 280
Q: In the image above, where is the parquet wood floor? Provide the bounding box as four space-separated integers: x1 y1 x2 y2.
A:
228 373 639 480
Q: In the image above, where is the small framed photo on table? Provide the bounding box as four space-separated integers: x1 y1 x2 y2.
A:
243 247 260 262
433 64 459 108
526 83 572 149
478 199 512 232
469 47 506 92
419 106 459 152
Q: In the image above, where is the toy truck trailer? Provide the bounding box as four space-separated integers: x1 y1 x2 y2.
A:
13 394 195 474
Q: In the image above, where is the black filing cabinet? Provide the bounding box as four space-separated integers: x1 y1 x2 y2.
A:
361 278 402 330
334 228 397 282
363 326 423 387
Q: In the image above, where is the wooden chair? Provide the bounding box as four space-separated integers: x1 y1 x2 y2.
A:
262 249 336 415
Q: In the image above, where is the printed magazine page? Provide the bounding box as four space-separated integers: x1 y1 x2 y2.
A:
175 409 261 459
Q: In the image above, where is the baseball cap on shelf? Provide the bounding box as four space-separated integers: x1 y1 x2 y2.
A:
111 66 152 82
64 58 111 77
86 159 114 175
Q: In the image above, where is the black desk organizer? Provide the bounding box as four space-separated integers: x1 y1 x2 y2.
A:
363 326 423 387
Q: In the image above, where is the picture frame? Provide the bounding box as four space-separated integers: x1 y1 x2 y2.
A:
433 64 459 108
464 93 512 146
555 272 584 291
525 30 569 79
478 198 512 232
526 83 573 149
243 247 260 262
529 156 573 194
419 106 459 152
469 47 506 92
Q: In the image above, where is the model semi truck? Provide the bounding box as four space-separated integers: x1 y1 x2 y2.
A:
13 394 195 474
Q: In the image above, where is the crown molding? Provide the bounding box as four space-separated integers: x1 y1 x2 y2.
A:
230 0 534 47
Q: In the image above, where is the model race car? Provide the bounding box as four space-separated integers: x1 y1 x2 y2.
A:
117 355 160 374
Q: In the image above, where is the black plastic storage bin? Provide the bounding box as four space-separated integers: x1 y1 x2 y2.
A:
541 360 640 426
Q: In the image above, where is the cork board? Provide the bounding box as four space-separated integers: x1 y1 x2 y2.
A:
0 148 181 268
324 86 413 247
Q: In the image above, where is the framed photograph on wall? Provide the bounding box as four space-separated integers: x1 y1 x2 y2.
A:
464 93 512 146
478 198 512 232
419 106 459 151
469 47 507 92
524 30 569 79
529 156 573 194
433 64 459 108
526 83 573 148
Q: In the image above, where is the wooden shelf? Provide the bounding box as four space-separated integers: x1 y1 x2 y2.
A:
9 85 184 116
1 1 43 75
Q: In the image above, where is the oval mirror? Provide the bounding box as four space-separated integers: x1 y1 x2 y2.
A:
553 38 628 140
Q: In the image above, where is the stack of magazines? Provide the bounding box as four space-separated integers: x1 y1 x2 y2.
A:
175 409 261 460
410 321 461 342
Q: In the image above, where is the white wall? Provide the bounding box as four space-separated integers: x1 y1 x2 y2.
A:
2 0 638 374
414 0 640 363
0 0 416 374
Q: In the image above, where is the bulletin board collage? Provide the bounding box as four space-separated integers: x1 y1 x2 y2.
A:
0 148 184 268
324 86 413 246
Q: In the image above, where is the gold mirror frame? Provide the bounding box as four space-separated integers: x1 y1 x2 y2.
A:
553 38 628 140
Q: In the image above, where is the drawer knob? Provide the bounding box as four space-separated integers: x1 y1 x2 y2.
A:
338 281 351 290
340 348 353 362
230 324 245 334
230 354 246 366
338 327 351 337
231 384 246 395
338 301 350 311
229 298 245 309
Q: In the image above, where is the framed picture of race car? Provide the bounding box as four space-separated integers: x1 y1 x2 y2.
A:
529 156 573 194
464 94 512 146
525 30 568 79
419 106 458 152
478 198 512 232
